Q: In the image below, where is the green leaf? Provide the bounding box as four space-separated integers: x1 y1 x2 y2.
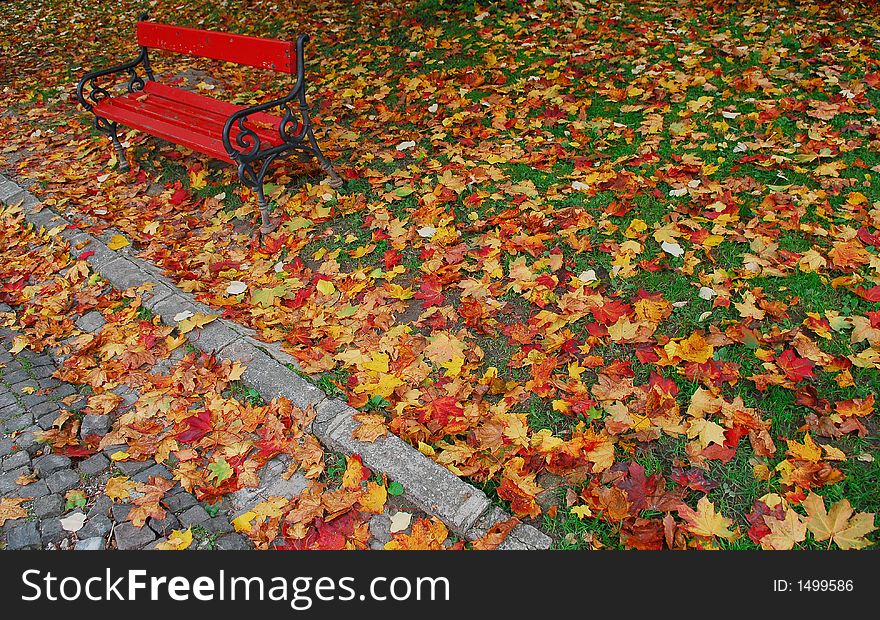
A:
388 481 404 496
65 490 87 510
251 284 288 308
208 458 233 485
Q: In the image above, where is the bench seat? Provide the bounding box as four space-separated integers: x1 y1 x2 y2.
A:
77 15 342 234
93 82 296 163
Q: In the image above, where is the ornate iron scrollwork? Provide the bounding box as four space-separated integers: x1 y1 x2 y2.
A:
75 13 153 173
221 33 343 233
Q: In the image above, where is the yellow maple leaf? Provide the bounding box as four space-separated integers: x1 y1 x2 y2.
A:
232 511 256 532
359 482 388 514
665 332 714 363
105 476 136 501
9 336 28 354
228 361 246 382
0 497 28 526
441 355 464 377
341 455 365 490
802 493 876 550
571 505 593 520
786 433 822 462
156 528 193 550
679 496 738 541
316 279 336 296
177 313 218 334
107 235 130 250
762 509 806 550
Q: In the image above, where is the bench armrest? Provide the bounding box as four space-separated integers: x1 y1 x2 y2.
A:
76 48 151 112
222 34 310 159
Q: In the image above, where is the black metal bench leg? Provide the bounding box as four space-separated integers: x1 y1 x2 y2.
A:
95 117 129 172
305 127 343 189
109 131 130 172
255 183 273 233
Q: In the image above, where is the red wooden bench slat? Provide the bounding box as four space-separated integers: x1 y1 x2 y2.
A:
94 100 233 161
140 82 291 141
137 21 296 73
94 82 303 161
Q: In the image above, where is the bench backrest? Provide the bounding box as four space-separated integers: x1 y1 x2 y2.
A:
137 21 296 74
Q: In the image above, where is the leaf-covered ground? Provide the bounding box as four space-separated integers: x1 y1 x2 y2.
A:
1 0 878 549
0 204 495 550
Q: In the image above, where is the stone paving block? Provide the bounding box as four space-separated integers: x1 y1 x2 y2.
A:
36 412 59 431
29 400 60 419
206 516 233 535
0 437 13 457
24 208 58 232
113 459 152 476
163 489 198 513
4 413 34 434
0 466 31 494
0 181 24 203
148 512 181 537
33 453 71 477
369 513 392 545
140 281 177 312
87 494 113 519
189 320 240 354
178 504 211 528
214 533 251 550
75 311 106 333
40 518 69 545
33 493 64 519
5 480 49 500
220 339 325 411
82 241 123 273
0 385 18 409
53 384 79 401
9 379 39 395
113 385 139 407
75 537 106 551
111 503 132 522
6 521 41 550
46 469 80 494
100 257 151 292
58 227 94 251
229 456 309 511
0 402 24 419
80 414 111 439
132 463 171 483
12 426 42 455
0 392 17 409
78 514 112 539
77 453 110 477
465 506 552 550
245 338 302 370
28 365 55 380
152 294 214 328
1 450 30 472
3 369 29 385
114 522 157 550
314 398 491 536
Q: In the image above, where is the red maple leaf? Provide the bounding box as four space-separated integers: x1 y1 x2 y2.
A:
670 467 718 493
177 410 212 442
414 276 445 309
776 349 814 382
425 396 463 427
590 299 632 325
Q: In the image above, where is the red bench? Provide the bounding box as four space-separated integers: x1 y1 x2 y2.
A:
76 14 342 233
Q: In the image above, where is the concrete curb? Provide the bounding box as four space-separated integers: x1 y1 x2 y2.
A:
0 172 551 549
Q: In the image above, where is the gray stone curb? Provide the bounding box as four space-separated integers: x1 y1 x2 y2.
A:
0 172 551 549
